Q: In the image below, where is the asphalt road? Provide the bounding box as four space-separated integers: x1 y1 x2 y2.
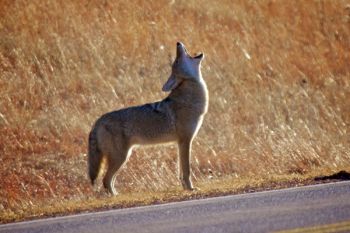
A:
1 181 350 233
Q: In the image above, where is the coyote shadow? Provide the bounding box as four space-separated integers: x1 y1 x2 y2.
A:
314 170 350 181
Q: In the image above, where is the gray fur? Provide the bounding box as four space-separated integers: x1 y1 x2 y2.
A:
88 42 208 195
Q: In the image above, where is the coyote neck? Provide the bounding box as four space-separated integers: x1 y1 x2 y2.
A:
168 77 208 115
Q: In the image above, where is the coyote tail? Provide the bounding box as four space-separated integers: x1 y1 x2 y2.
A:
88 127 102 185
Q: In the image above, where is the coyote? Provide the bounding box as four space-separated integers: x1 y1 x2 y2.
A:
88 42 208 195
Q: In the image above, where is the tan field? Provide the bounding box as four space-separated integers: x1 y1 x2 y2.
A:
0 0 349 222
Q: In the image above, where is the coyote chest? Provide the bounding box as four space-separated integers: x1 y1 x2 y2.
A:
171 80 208 140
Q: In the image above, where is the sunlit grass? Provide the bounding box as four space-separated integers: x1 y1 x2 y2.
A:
0 0 349 223
0 170 331 224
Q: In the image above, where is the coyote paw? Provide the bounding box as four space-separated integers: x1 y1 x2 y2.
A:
192 187 201 191
185 186 200 192
103 183 118 196
181 179 195 191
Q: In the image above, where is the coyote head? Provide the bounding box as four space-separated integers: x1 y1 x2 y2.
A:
162 42 204 92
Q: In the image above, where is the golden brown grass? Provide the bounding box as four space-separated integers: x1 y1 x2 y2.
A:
0 171 331 224
0 0 349 223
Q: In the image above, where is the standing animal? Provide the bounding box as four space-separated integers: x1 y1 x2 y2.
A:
88 42 208 195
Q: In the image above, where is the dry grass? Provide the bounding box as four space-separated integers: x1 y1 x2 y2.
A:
0 0 349 223
0 171 331 224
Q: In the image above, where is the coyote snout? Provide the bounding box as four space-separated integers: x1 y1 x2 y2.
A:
88 42 208 195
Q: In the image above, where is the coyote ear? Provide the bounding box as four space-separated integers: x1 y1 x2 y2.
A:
194 53 204 61
162 74 179 92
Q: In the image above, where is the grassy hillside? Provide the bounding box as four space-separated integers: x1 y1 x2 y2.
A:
0 0 349 222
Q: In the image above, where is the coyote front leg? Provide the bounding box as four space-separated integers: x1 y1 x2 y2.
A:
178 140 194 190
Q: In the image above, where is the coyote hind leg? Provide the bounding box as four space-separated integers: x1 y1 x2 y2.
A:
103 146 129 195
